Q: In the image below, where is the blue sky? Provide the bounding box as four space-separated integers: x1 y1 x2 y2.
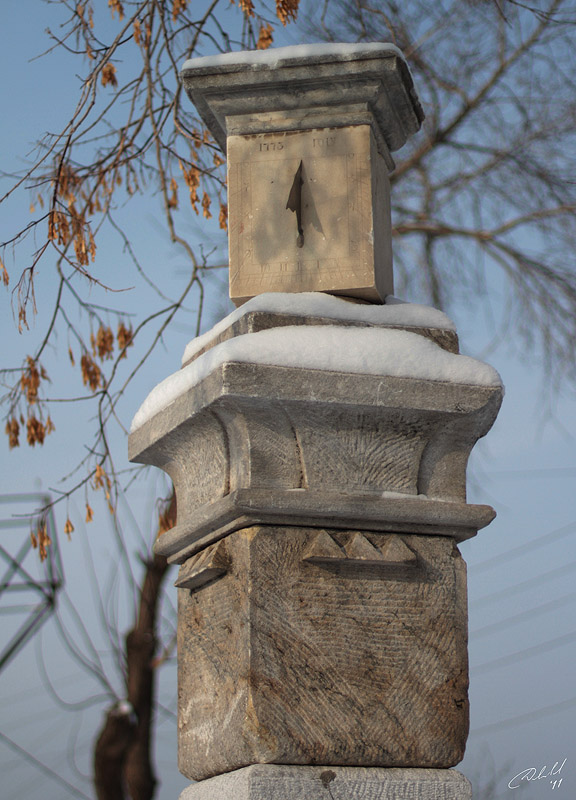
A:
1 3 575 799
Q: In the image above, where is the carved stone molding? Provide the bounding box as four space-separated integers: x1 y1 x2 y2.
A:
129 357 502 564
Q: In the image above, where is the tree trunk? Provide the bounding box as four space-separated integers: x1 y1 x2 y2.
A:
94 703 138 800
124 550 170 800
93 495 175 799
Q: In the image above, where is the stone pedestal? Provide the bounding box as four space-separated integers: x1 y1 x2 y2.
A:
129 294 502 790
179 765 472 800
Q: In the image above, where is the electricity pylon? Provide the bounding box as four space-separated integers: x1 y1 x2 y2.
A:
0 494 63 671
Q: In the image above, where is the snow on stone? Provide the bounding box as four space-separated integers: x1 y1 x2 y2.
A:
131 325 501 433
181 293 455 366
181 42 405 73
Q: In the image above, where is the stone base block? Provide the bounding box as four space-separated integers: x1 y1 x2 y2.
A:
179 765 472 800
177 526 469 780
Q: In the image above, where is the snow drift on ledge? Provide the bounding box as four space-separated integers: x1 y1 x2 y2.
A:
181 292 456 366
131 307 502 435
181 42 405 73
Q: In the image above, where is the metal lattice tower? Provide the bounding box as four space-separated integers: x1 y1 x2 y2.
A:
0 494 64 672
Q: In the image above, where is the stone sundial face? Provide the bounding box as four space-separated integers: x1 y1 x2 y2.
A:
227 126 392 304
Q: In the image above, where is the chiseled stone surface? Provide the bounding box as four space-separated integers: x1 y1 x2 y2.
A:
177 526 469 781
179 763 472 800
227 125 392 305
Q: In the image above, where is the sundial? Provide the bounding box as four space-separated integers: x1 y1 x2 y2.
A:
128 43 502 798
180 43 424 305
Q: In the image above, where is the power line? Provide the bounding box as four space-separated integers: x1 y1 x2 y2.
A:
0 731 91 800
470 520 576 575
470 695 576 737
473 559 576 607
472 629 576 676
471 591 576 638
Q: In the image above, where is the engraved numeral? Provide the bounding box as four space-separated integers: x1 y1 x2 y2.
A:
313 136 336 148
259 141 284 152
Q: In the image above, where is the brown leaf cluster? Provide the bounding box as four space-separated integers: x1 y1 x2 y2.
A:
85 321 134 369
101 62 118 88
117 321 134 355
84 190 103 216
76 2 94 30
219 203 228 231
239 0 255 16
74 220 97 266
64 517 75 539
167 177 179 209
48 209 70 247
17 302 29 334
172 0 188 20
26 415 54 446
201 191 212 219
5 415 54 449
180 162 200 214
93 463 114 512
1 255 8 286
81 353 103 391
92 325 115 360
5 418 20 449
276 0 299 24
30 520 52 563
84 168 122 214
5 356 56 449
109 0 124 20
94 463 111 491
85 502 94 523
59 163 81 205
257 23 274 50
21 356 47 404
133 19 142 46
48 207 96 268
131 18 152 48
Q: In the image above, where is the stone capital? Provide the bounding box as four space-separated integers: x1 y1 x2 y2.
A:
180 43 424 163
129 304 502 566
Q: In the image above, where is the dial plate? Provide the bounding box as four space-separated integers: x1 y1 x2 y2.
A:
227 126 391 304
